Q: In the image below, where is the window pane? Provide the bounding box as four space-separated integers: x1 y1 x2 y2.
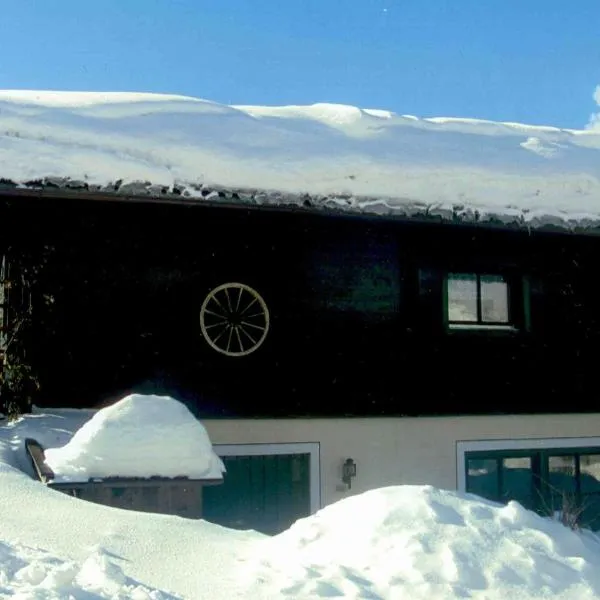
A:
580 495 600 531
548 455 577 517
549 455 576 490
580 455 600 493
448 274 478 322
466 458 499 500
501 457 534 511
480 276 509 323
579 455 600 530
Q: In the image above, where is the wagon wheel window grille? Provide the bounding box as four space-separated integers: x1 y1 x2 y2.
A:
200 283 270 357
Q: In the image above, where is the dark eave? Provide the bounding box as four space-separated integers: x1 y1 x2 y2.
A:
1 176 600 238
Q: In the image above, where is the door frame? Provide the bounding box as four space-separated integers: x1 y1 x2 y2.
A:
213 442 322 513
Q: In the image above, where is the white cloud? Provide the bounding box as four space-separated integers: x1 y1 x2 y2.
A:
586 85 600 129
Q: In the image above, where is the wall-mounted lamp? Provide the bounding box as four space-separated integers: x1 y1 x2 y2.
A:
342 458 357 489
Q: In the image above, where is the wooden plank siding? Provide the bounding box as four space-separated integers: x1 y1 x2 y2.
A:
1 190 599 417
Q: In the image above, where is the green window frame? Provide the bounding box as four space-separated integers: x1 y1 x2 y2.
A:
465 447 600 530
443 272 531 332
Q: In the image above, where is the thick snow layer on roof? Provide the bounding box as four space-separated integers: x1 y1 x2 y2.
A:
43 394 225 482
2 412 600 597
1 90 600 228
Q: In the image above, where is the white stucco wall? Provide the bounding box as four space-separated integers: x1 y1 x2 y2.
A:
204 413 600 509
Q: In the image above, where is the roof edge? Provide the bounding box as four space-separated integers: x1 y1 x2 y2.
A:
2 176 600 237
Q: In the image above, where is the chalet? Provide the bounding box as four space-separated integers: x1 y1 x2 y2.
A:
2 91 600 534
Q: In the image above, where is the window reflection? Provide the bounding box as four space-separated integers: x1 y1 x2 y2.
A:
447 273 509 325
466 449 600 531
580 455 600 530
480 276 509 323
467 458 498 498
548 455 576 515
580 455 600 492
501 457 534 510
448 275 477 322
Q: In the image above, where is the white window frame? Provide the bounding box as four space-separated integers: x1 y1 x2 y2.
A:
456 436 600 492
213 442 321 513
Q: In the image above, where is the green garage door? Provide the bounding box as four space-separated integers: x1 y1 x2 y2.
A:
203 453 311 535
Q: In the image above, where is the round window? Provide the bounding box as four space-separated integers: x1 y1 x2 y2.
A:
199 283 270 357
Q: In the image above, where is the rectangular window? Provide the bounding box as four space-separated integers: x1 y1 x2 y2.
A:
501 456 535 509
466 454 536 512
465 448 600 530
447 273 510 328
304 236 400 320
467 458 499 499
548 454 577 517
580 455 600 530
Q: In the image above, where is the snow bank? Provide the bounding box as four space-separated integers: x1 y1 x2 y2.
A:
43 394 225 482
0 90 599 227
2 410 600 597
245 485 600 599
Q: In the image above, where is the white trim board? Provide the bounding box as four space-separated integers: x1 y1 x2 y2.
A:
213 442 321 513
456 436 600 493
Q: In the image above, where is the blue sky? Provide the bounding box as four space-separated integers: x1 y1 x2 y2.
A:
1 0 598 128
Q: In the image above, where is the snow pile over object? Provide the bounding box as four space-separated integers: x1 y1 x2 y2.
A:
1 90 600 227
43 394 225 482
246 485 600 599
0 408 255 599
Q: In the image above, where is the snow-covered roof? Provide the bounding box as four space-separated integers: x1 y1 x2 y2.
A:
1 89 600 231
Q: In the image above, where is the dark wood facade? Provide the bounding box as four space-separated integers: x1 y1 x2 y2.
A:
1 190 598 418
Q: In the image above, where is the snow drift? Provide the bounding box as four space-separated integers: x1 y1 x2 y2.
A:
246 485 600 599
0 90 599 228
2 410 600 597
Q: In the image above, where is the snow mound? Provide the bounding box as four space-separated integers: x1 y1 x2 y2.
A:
246 485 600 599
43 394 225 482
